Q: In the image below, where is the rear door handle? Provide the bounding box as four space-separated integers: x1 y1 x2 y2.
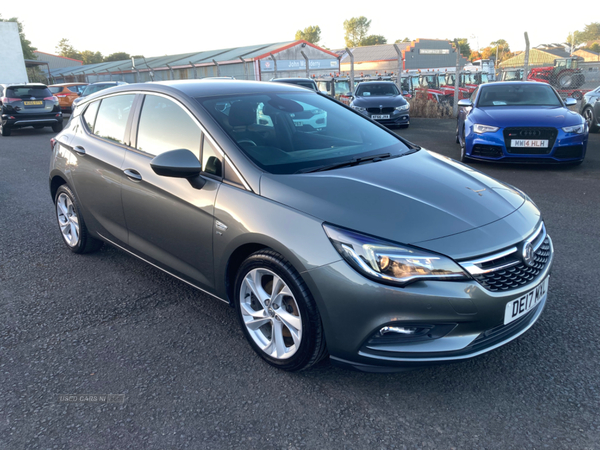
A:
124 169 142 181
73 145 86 155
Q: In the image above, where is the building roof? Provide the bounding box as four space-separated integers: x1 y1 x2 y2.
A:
338 43 411 63
34 51 83 64
499 48 573 68
48 41 338 78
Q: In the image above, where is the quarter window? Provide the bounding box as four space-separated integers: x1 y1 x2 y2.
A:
136 95 201 157
83 101 100 133
93 94 135 144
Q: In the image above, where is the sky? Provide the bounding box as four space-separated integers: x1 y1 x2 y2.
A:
2 0 597 59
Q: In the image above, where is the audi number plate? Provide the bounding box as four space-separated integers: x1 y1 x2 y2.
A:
511 139 548 148
504 276 549 325
371 114 390 120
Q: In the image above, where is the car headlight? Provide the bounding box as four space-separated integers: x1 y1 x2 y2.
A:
323 224 470 287
562 124 585 134
352 105 366 111
473 124 499 134
395 104 409 111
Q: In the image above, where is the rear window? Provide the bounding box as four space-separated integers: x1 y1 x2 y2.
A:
82 84 114 97
7 86 52 98
49 87 64 94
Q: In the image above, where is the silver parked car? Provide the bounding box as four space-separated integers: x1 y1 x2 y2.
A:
49 80 553 372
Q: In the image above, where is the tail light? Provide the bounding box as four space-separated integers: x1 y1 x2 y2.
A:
56 94 68 98
44 96 59 102
1 97 20 103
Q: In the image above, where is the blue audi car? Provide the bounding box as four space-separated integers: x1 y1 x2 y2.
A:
456 82 588 164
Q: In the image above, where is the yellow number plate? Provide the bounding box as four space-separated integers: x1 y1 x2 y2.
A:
24 101 44 106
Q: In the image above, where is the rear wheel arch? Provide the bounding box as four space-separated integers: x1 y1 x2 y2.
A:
50 175 68 202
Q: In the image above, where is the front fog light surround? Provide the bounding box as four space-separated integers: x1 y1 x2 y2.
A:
323 224 470 287
473 124 499 134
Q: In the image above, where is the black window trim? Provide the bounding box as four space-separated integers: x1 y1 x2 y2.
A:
79 93 137 150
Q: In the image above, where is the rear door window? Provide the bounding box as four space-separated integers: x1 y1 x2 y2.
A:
49 87 63 94
92 95 135 144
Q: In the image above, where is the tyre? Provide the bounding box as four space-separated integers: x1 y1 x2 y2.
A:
459 126 470 162
54 185 103 254
234 250 327 371
583 107 599 133
52 122 64 133
1 123 11 136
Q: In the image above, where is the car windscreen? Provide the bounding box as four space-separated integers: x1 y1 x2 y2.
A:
6 87 52 98
355 84 399 97
478 84 562 107
198 92 411 174
49 87 63 94
82 84 113 96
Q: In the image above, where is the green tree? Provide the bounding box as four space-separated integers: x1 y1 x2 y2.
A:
80 50 104 65
395 37 411 43
56 38 82 60
489 39 511 62
0 15 37 59
579 22 600 42
295 25 321 44
362 35 387 46
104 52 131 62
344 16 371 47
454 38 471 58
588 42 600 53
566 31 585 47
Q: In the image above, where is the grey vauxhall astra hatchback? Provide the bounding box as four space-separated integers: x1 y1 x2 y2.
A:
49 80 553 372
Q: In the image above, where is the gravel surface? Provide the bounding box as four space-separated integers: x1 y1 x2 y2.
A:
1 121 599 450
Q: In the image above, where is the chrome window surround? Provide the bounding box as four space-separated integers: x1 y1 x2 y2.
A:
460 222 547 276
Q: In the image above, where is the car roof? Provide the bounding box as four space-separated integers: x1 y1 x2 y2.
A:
479 81 554 88
50 82 89 87
271 78 315 82
5 83 48 88
146 80 309 97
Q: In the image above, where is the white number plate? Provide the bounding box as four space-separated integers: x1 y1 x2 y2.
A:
371 114 390 120
504 277 549 325
511 139 548 148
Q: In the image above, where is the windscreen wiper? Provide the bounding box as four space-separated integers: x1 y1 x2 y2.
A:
297 153 394 173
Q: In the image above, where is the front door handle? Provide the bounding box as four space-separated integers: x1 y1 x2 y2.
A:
73 145 86 155
124 169 142 181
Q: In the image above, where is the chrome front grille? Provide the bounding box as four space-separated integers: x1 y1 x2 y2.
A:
460 223 553 292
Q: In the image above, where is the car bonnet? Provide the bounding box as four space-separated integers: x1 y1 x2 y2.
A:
259 150 526 245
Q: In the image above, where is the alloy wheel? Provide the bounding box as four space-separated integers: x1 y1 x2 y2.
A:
239 268 302 360
583 108 594 129
56 192 80 247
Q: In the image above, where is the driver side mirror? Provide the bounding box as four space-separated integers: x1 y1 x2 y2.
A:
457 99 473 108
150 149 205 189
564 98 577 107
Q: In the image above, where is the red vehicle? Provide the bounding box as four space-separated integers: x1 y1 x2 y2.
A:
528 57 585 90
437 72 471 102
525 58 590 100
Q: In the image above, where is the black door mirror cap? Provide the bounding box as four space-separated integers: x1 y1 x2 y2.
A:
150 148 202 179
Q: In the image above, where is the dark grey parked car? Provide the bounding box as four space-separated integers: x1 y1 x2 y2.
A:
350 81 410 128
1 83 63 136
580 85 600 133
49 80 553 372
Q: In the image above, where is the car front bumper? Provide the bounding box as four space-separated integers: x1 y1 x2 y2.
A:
301 237 553 372
465 126 588 163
